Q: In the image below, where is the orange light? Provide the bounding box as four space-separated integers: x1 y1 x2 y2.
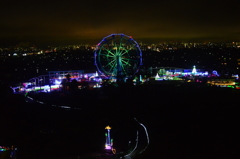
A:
105 125 111 129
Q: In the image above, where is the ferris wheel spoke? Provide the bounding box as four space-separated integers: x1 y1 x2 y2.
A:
123 61 132 66
114 38 118 49
122 60 132 66
106 55 115 58
104 59 116 68
103 59 116 68
119 36 123 48
115 44 122 56
100 52 115 58
114 48 119 56
120 47 135 55
121 64 127 74
100 45 116 56
108 62 117 74
104 49 115 56
119 48 129 55
118 36 124 54
120 51 135 57
119 49 129 56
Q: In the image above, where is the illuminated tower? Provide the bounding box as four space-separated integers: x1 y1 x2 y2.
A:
192 65 197 74
155 73 160 80
105 125 112 150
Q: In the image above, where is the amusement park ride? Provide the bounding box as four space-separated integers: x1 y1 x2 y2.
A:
94 33 143 82
105 126 114 151
104 125 117 156
105 125 112 150
103 118 149 158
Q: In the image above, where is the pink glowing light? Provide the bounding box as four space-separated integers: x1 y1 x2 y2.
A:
105 145 112 150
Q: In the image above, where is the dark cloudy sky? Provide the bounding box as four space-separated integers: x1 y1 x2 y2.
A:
0 0 240 46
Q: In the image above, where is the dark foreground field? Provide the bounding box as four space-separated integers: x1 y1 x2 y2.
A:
0 82 239 159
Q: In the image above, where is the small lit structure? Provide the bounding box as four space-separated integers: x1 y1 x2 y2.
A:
105 126 113 150
192 65 197 74
155 73 160 80
212 70 219 77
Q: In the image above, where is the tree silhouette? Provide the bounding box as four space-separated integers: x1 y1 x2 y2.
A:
65 74 71 82
69 79 78 92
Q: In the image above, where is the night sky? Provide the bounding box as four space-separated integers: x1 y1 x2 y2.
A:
1 0 240 46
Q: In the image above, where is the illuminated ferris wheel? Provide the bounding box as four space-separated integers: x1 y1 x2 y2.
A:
94 33 142 78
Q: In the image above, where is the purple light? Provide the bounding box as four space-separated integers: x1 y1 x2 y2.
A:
54 79 61 85
105 145 112 150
